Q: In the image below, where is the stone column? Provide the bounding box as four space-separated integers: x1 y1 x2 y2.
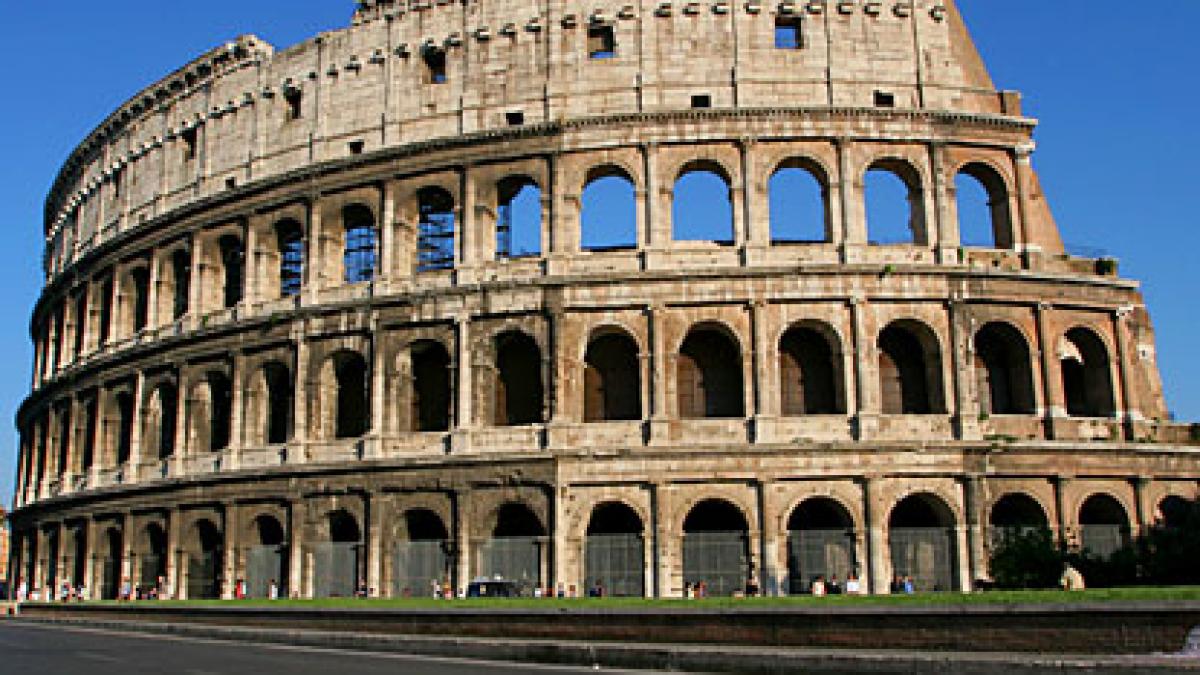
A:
228 356 245 469
379 182 396 285
1035 302 1061 439
453 315 473 451
302 199 322 305
453 490 471 596
83 518 98 599
862 476 889 594
949 299 979 440
222 504 239 599
849 295 874 440
1052 476 1072 548
369 327 385 459
928 142 958 263
120 512 134 592
836 138 861 262
292 336 310 463
1112 307 1137 439
458 167 476 269
165 509 181 599
1132 476 1154 536
755 480 779 595
962 475 987 587
287 501 305 599
1011 144 1036 266
643 143 666 248
647 304 670 444
366 492 383 597
749 300 772 439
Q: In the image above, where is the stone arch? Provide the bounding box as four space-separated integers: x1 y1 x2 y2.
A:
1060 326 1115 418
342 203 377 283
677 323 745 419
988 492 1050 547
312 508 363 598
672 159 735 244
477 501 548 592
769 157 832 243
584 328 642 422
416 186 456 272
584 501 646 597
779 321 844 415
100 525 124 600
167 247 192 320
888 492 958 592
493 330 544 426
495 175 542 259
580 164 637 251
864 157 927 246
410 339 452 432
250 360 292 446
185 518 223 600
974 321 1036 415
137 522 168 593
217 233 244 308
785 496 857 593
955 162 1014 249
878 320 946 415
1078 493 1131 559
143 379 179 460
392 508 451 598
189 370 232 453
681 498 751 597
319 350 370 439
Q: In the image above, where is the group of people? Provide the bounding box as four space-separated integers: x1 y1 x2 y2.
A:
10 575 285 603
809 573 865 596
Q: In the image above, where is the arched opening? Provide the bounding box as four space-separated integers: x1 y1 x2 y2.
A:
411 341 451 432
115 391 134 465
878 321 944 415
45 529 60 595
769 161 829 243
138 523 168 596
187 519 223 600
585 502 645 597
262 362 292 445
1157 496 1193 529
130 267 150 331
81 397 98 473
218 234 244 308
315 510 362 598
70 526 88 590
204 371 233 452
494 331 544 426
1061 328 1115 418
170 249 191 320
393 509 450 598
246 515 287 599
786 497 856 594
333 351 369 439
865 160 925 245
496 176 542 259
672 165 734 244
779 325 842 415
974 323 1036 415
888 494 957 592
678 327 744 418
1078 494 1130 559
956 164 1012 249
275 219 304 298
988 493 1050 546
479 503 546 594
417 187 456 272
101 527 123 600
584 331 642 422
580 167 636 251
682 499 750 597
343 204 377 283
152 382 178 459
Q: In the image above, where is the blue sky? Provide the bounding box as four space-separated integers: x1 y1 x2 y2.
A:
1 1 1198 505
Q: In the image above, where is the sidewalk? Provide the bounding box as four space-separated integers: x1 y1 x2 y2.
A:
9 615 1200 674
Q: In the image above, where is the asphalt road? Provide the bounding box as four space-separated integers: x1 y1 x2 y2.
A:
0 622 667 675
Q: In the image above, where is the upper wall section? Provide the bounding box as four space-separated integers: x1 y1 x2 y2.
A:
42 0 1017 281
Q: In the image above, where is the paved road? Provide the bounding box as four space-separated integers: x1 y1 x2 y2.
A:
0 622 666 675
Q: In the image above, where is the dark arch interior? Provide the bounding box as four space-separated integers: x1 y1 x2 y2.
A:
334 351 369 439
218 234 244 308
989 493 1049 529
404 509 449 541
584 332 641 422
1062 328 1115 418
1158 496 1192 528
587 502 644 535
206 371 233 451
974 323 1035 415
678 328 744 419
130 266 150 330
263 361 292 445
116 391 135 464
194 519 222 552
889 494 954 528
411 340 451 432
144 523 167 555
683 499 749 533
494 331 544 426
106 528 123 560
329 510 362 543
1079 494 1128 527
878 322 942 415
779 326 840 415
256 515 285 546
493 502 545 538
154 383 179 459
788 497 853 531
170 249 192 320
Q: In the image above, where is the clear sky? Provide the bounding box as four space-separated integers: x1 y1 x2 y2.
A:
1 1 1198 506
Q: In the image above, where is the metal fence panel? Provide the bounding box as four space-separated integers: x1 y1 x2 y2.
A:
139 555 163 594
585 533 644 597
1080 525 1127 560
786 529 855 593
393 540 448 597
313 542 359 598
683 531 748 597
477 537 542 594
187 551 221 599
100 559 118 600
246 545 285 599
889 527 954 592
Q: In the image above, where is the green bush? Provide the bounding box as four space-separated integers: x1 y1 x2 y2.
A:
989 528 1062 589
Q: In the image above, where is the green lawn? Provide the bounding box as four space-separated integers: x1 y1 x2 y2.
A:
76 586 1200 610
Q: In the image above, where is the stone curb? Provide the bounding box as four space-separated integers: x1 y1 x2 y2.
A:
9 616 1200 674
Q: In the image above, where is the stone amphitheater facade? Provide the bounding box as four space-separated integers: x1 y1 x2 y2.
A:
9 0 1200 601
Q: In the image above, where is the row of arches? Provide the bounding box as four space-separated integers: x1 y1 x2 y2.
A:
31 489 1181 601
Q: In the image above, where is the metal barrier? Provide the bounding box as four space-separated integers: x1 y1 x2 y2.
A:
392 540 449 597
889 527 954 592
787 529 856 593
313 542 360 598
245 545 285 599
585 533 644 597
683 531 748 597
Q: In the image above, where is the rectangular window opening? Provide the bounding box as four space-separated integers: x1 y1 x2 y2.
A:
588 25 617 59
181 128 198 161
225 177 237 190
505 111 525 126
775 16 803 50
424 48 448 84
691 94 712 109
348 140 365 155
285 89 303 120
874 90 896 108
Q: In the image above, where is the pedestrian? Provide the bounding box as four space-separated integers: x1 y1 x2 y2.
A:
16 577 26 603
827 575 842 595
431 578 441 599
120 577 132 602
556 582 565 598
844 572 861 595
745 574 760 597
811 575 826 597
889 575 904 594
902 576 915 594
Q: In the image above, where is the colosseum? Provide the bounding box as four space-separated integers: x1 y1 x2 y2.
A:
9 0 1200 601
